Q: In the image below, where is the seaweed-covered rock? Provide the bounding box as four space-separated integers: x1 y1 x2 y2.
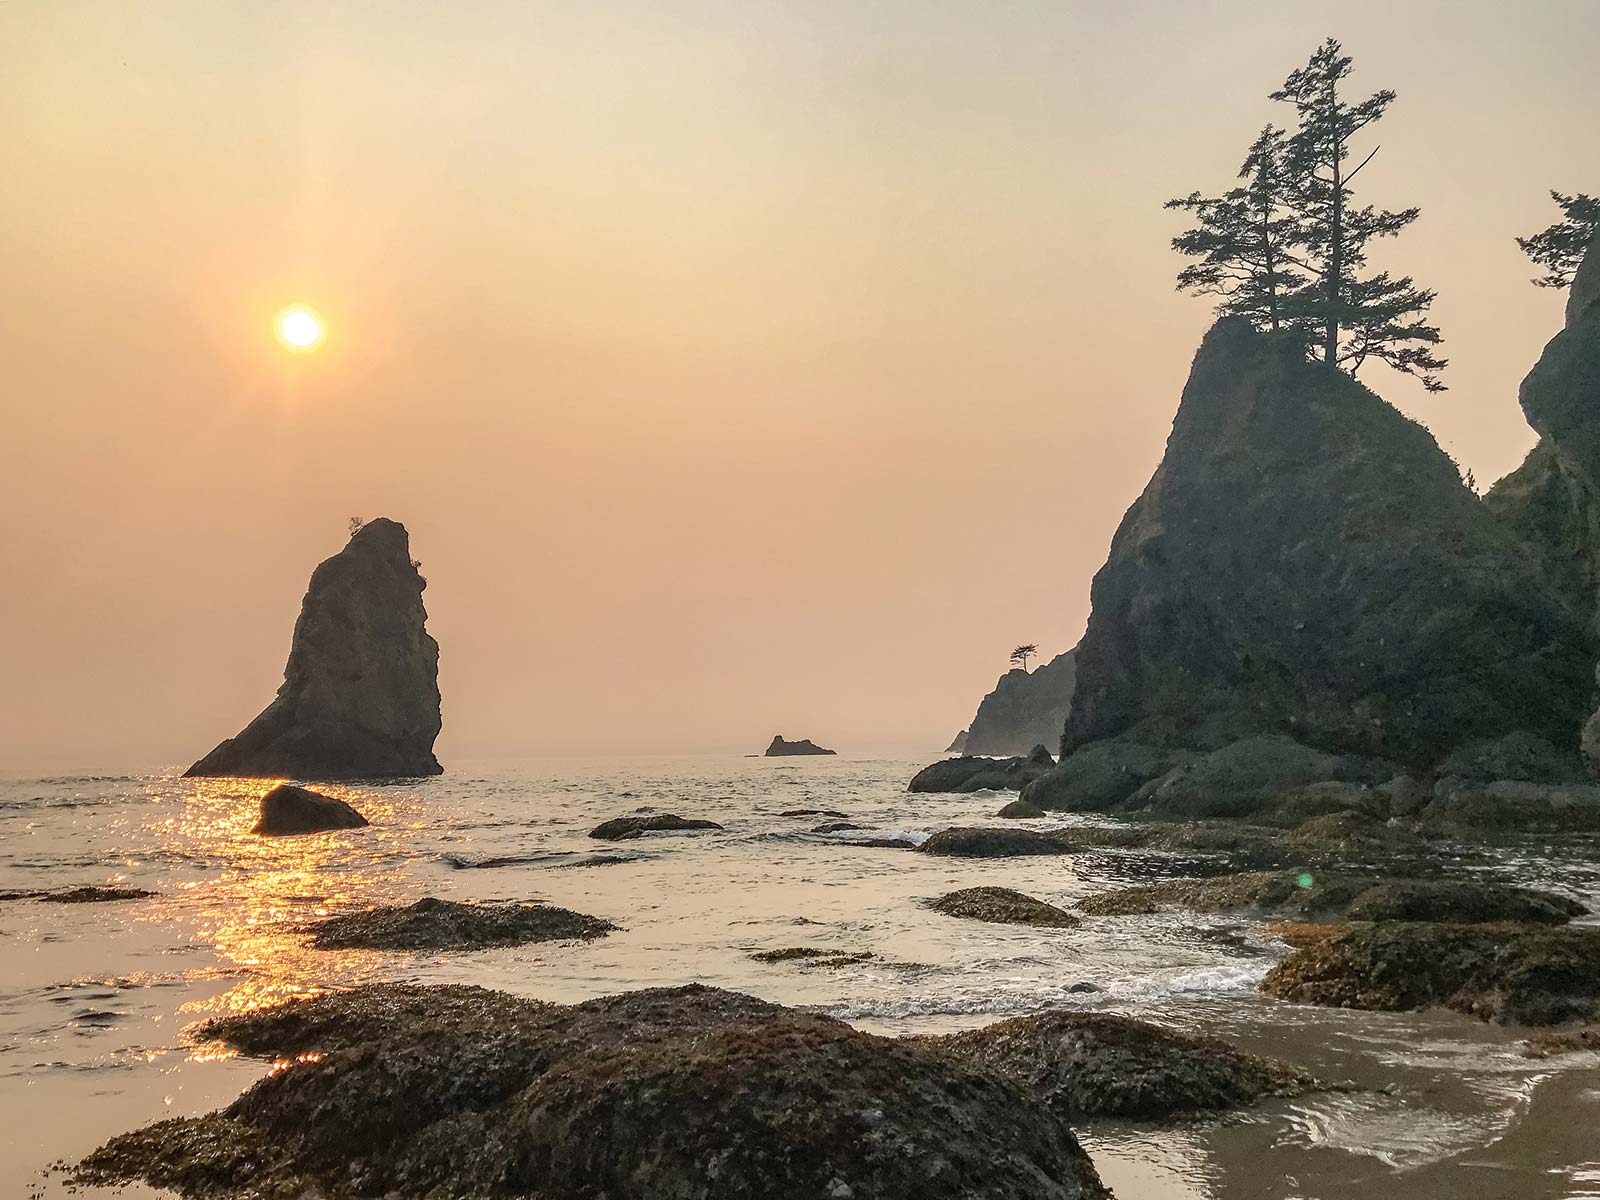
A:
1067 319 1591 765
1437 731 1588 784
748 947 877 967
1422 777 1600 831
252 783 368 836
918 826 1073 858
589 813 724 840
1078 872 1583 926
925 1011 1325 1121
186 518 444 780
930 887 1079 928
77 983 1111 1200
1020 739 1193 812
908 745 1055 793
1261 922 1600 1025
309 897 616 951
960 649 1078 757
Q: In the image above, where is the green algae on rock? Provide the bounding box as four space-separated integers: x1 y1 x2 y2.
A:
930 886 1080 928
309 897 617 951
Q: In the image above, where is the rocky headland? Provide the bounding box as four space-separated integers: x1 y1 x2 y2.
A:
186 518 444 780
954 649 1078 757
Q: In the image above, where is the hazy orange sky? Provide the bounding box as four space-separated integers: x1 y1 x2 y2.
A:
4 1 1596 767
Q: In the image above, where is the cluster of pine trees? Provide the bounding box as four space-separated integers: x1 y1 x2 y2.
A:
1168 37 1597 395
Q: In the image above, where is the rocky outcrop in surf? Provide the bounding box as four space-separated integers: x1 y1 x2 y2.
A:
765 735 836 756
252 784 368 836
185 519 443 780
1064 319 1590 767
909 744 1055 793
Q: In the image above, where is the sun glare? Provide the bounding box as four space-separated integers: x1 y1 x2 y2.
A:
274 304 326 353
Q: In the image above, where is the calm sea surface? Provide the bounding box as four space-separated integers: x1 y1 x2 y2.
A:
3 754 1599 1198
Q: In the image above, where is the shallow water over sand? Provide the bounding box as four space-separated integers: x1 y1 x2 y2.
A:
3 755 1598 1198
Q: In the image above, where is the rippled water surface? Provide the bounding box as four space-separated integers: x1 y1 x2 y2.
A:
3 755 1599 1198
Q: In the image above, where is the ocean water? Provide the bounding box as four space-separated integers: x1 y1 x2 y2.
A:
3 754 1599 1198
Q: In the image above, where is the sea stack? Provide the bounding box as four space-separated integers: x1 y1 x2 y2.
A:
186 518 443 779
766 735 836 756
1065 318 1591 766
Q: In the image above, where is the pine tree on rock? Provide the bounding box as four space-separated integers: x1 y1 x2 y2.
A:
1270 38 1446 391
1517 191 1600 289
1166 126 1311 336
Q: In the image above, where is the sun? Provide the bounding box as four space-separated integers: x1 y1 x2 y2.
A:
274 304 326 353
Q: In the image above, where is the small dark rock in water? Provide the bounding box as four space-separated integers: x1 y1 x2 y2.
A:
908 744 1055 793
1067 982 1101 994
749 946 877 967
252 783 369 836
588 813 724 840
846 836 921 849
308 897 616 951
918 826 1073 858
780 808 848 818
997 798 1046 818
1261 922 1600 1025
78 982 1110 1200
1077 871 1585 926
930 887 1079 928
923 1010 1328 1120
811 821 866 833
0 886 156 904
765 735 837 756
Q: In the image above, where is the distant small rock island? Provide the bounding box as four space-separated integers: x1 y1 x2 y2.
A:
185 518 444 780
766 735 836 757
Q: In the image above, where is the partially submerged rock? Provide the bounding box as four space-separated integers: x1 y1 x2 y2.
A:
930 886 1079 928
918 826 1074 858
78 983 1110 1200
997 797 1046 818
749 946 877 968
0 885 156 904
186 518 444 780
251 783 368 836
925 1010 1326 1121
308 897 616 951
1020 739 1193 812
780 808 848 818
765 735 836 756
1261 922 1600 1025
588 813 724 840
1422 777 1600 832
1524 1025 1600 1058
909 744 1055 793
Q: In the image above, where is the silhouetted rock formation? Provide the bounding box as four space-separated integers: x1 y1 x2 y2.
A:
946 729 969 753
589 813 724 840
961 649 1077 757
1486 232 1600 772
252 783 368 836
765 735 836 756
1065 318 1590 767
909 744 1054 793
186 519 443 780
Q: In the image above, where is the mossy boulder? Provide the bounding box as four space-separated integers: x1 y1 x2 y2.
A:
924 1011 1327 1121
1020 739 1194 812
1422 777 1600 832
917 826 1074 858
1261 922 1600 1025
76 983 1111 1200
996 798 1046 818
1125 736 1393 819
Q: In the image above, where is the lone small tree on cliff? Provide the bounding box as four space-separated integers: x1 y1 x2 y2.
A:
1010 644 1038 672
1517 191 1600 288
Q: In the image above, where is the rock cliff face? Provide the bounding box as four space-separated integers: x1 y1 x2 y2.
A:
1485 235 1600 772
1488 232 1600 627
960 649 1077 757
186 519 443 779
1066 319 1592 766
